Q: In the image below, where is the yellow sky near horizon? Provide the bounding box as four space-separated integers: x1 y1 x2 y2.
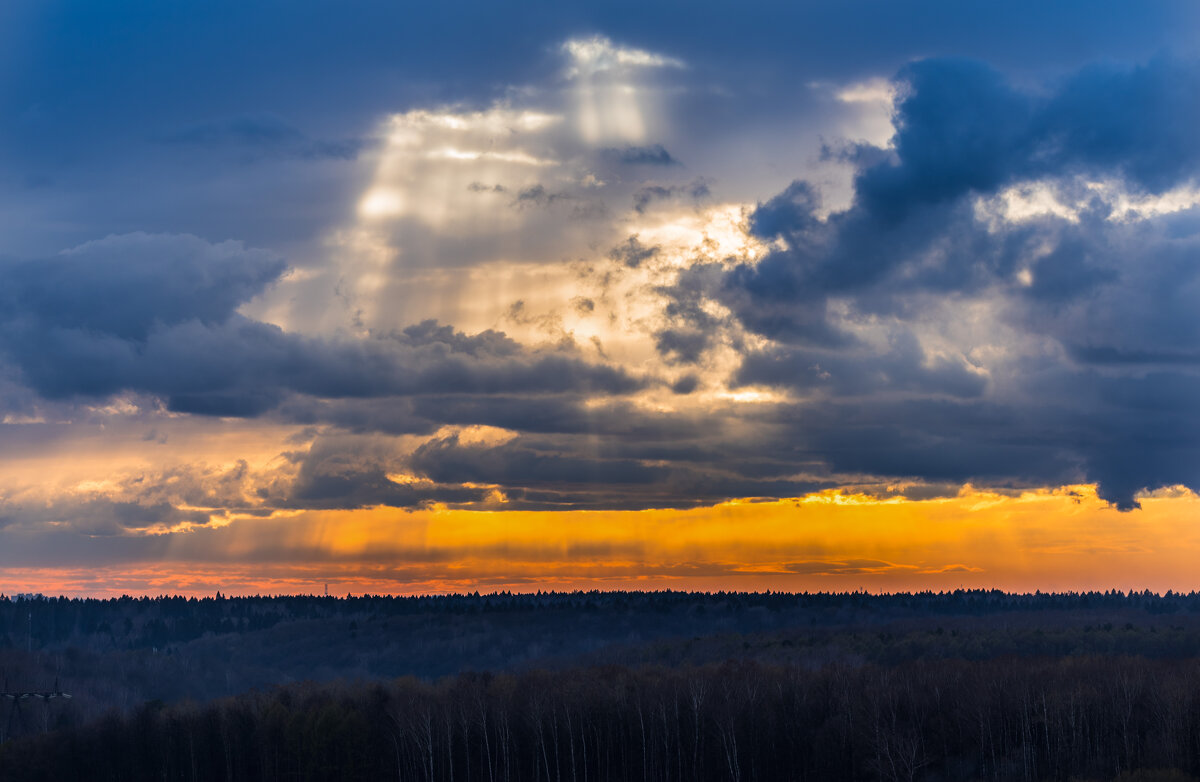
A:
3 484 1198 598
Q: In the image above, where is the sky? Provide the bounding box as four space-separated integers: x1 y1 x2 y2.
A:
3 0 1200 596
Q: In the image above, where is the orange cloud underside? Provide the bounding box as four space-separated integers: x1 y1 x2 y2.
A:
4 485 1200 597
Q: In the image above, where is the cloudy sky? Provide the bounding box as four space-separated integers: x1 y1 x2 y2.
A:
3 1 1200 596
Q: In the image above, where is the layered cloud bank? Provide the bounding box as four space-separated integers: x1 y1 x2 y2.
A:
1 1 1198 590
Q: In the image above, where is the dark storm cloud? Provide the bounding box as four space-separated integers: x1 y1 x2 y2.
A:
774 397 1082 489
411 433 666 488
0 233 643 417
0 232 286 341
4 314 638 416
274 397 434 436
737 331 987 399
724 58 1200 324
288 393 692 441
284 436 491 510
665 56 1200 509
654 328 713 366
603 144 680 166
653 262 729 364
237 401 836 512
405 430 830 511
194 391 830 513
670 374 700 395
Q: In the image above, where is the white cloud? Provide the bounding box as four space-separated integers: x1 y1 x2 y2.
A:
561 35 684 77
975 178 1200 229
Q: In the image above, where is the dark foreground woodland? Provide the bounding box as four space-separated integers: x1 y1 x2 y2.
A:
8 656 1200 781
5 590 1200 781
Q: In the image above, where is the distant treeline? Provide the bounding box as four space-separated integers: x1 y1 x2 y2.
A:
6 655 1200 782
2 589 1198 652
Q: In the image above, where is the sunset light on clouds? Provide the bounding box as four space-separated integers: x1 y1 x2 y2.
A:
7 487 1200 598
3 1 1200 596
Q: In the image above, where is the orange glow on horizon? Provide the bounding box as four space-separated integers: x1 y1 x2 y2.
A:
3 484 1200 598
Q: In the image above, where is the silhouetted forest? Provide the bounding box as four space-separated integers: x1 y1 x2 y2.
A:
8 656 1200 781
6 590 1200 780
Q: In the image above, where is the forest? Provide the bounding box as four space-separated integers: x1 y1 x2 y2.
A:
5 590 1200 780
8 655 1200 781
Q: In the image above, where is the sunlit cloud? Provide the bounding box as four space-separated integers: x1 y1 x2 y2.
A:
311 34 761 390
975 178 1200 228
562 36 684 75
833 77 896 105
563 35 681 144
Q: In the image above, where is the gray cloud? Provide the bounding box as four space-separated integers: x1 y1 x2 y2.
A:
633 179 711 213
0 233 644 417
603 144 680 166
736 330 987 399
661 56 1200 509
285 435 491 510
0 498 211 537
608 235 661 268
